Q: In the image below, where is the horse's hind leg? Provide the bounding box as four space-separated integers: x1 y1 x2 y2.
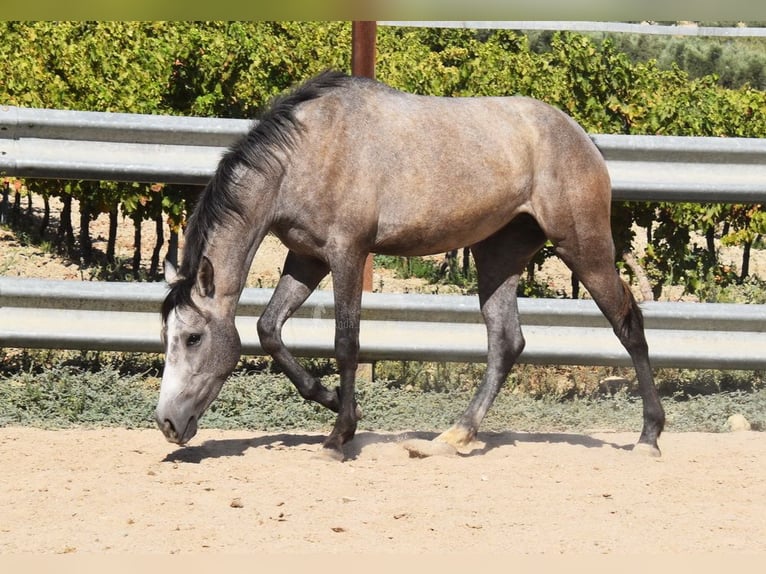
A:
321 249 368 459
257 250 340 412
554 233 665 456
437 215 546 449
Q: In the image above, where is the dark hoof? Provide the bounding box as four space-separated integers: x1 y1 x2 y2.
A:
314 444 345 462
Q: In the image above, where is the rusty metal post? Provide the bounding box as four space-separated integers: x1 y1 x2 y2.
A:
352 21 378 381
352 21 377 80
352 21 377 294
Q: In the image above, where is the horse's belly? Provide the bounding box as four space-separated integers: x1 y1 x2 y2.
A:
370 142 534 255
373 199 525 256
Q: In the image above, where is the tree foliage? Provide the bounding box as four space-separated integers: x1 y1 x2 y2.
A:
1 22 764 296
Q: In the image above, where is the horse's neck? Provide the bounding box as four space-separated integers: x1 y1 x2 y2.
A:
195 168 278 316
201 222 270 316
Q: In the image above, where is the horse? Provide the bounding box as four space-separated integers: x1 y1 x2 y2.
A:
156 70 665 460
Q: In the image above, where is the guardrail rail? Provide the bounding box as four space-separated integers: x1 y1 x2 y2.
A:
2 105 766 202
2 277 765 370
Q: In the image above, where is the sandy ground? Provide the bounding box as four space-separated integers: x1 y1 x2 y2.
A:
0 427 764 555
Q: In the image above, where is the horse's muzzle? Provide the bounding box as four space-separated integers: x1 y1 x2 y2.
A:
156 412 198 445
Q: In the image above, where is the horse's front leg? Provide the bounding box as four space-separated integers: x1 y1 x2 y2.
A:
257 251 339 411
321 255 366 460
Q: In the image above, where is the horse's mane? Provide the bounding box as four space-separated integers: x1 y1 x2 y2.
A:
162 70 352 323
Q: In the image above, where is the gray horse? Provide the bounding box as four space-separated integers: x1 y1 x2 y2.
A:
157 71 665 460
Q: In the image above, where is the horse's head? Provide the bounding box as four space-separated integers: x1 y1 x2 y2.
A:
155 257 241 445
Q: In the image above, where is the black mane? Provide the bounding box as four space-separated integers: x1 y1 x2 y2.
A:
162 70 352 322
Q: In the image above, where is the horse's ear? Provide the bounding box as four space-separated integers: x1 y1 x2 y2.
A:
196 256 216 298
164 259 178 284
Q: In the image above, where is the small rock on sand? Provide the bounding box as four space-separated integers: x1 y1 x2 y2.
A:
726 414 751 432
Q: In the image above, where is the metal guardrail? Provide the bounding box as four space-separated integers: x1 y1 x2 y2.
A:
0 105 251 185
2 277 765 370
2 105 766 202
380 21 766 38
1 107 765 369
595 134 766 203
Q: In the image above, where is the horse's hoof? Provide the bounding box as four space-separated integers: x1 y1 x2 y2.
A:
401 438 457 459
632 442 661 458
435 426 475 449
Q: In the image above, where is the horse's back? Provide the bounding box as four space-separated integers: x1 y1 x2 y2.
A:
299 77 604 187
285 76 610 256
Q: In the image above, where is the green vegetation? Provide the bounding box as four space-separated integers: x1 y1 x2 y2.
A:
2 22 765 297
374 255 441 282
1 350 763 434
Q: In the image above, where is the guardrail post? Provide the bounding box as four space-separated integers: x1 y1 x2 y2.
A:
352 21 377 296
352 21 378 382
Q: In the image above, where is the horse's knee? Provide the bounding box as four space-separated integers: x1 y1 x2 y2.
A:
490 328 525 372
257 314 281 355
508 329 526 358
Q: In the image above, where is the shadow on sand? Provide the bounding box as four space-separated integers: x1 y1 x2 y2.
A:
161 429 633 464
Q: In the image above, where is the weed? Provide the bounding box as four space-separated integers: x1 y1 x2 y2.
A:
374 255 440 282
697 275 766 304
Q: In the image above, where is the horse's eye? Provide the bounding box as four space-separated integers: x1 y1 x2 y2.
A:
186 334 202 347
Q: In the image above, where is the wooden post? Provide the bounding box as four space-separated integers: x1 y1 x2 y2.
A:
352 21 377 380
